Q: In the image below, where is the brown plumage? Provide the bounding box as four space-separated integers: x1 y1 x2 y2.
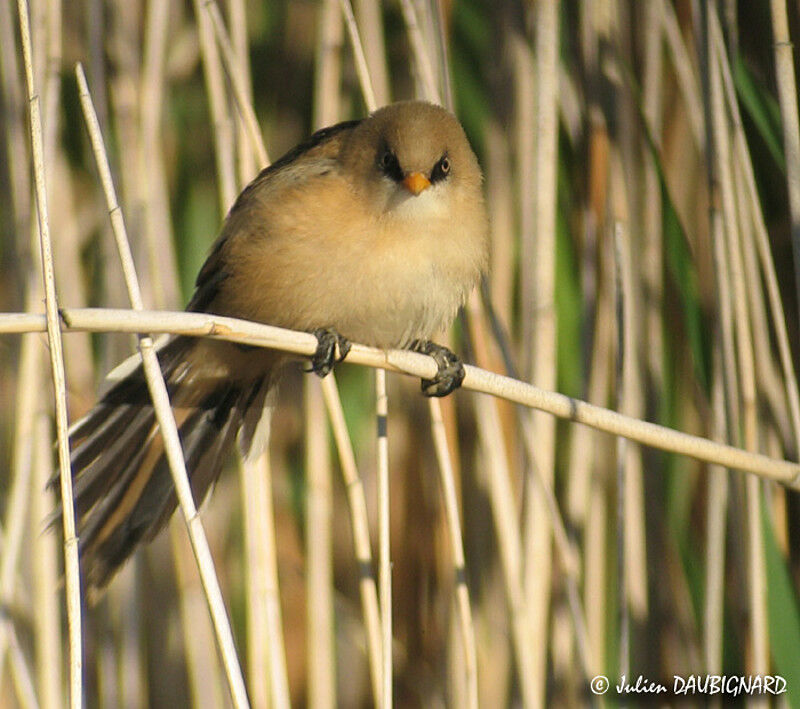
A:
63 101 489 591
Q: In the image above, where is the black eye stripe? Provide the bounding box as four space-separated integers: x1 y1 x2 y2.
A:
378 149 403 181
430 154 450 183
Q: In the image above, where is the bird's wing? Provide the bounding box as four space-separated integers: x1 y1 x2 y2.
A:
188 118 363 314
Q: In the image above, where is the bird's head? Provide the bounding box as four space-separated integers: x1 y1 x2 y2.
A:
343 101 483 219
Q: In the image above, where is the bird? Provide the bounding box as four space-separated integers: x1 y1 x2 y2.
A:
60 100 489 591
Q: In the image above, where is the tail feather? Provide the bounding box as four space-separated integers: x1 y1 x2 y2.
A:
70 403 141 472
78 426 158 552
141 384 246 540
72 406 157 515
63 336 191 481
54 335 278 593
83 387 245 590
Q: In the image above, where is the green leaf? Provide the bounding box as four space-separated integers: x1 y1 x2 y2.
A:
663 196 711 393
734 58 786 172
621 56 712 394
762 498 800 706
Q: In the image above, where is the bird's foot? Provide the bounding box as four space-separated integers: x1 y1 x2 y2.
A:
308 328 351 377
410 340 465 397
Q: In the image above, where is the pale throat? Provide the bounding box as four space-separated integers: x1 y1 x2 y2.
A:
385 185 450 220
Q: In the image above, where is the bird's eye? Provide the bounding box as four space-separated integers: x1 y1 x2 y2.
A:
379 150 401 178
431 155 451 183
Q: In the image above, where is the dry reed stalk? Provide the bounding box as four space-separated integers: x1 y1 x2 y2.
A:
466 294 536 707
42 0 93 395
1 8 66 682
428 398 478 709
306 5 342 705
698 4 741 477
169 526 226 708
475 253 593 689
41 0 61 161
0 327 40 689
17 2 83 704
0 0 31 266
613 223 630 680
93 2 132 367
227 0 256 187
485 123 516 330
234 344 282 696
0 303 61 709
735 159 792 442
744 475 768 675
138 0 179 310
642 0 665 396
244 452 292 709
431 0 453 111
307 8 344 702
610 158 648 624
708 15 768 675
390 3 482 698
108 0 150 300
711 11 800 449
108 564 147 708
338 0 377 111
32 412 62 709
714 214 742 443
398 0 438 102
388 25 487 701
471 389 536 706
584 467 608 677
702 26 743 682
704 360 728 674
194 0 237 208
305 379 336 709
138 13 204 701
570 245 615 676
660 0 705 150
375 368 392 709
769 0 800 332
199 0 269 167
4 622 37 709
192 3 285 702
513 35 536 378
0 562 37 708
526 5 560 700
10 305 800 484
567 3 606 532
237 419 288 708
144 314 243 689
320 374 383 702
314 0 344 128
353 0 390 105
85 0 108 149
565 264 608 530
334 7 388 703
516 407 592 682
238 456 269 708
76 63 249 707
49 162 94 398
464 402 512 694
178 6 243 703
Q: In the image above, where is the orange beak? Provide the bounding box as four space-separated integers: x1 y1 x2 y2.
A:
403 172 431 195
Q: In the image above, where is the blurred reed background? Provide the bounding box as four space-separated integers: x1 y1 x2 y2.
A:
3 0 800 706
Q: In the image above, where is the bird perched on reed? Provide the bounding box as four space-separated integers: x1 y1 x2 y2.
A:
61 100 489 591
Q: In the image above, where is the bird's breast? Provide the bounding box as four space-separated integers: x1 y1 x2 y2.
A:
211 176 487 350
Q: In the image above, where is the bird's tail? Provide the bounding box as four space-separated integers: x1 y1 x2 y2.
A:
55 336 275 592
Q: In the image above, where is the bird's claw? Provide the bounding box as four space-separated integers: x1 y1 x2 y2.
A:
410 340 465 397
308 328 351 377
